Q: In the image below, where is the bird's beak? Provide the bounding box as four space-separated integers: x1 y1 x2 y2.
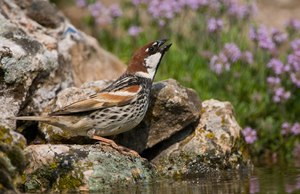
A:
158 39 172 54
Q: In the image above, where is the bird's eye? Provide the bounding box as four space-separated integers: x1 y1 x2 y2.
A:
148 46 155 53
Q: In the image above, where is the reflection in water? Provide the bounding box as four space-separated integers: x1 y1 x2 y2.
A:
108 167 300 194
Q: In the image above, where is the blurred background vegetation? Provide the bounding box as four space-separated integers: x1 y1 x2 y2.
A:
51 0 300 166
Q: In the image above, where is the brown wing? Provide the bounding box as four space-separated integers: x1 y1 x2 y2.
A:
50 85 142 116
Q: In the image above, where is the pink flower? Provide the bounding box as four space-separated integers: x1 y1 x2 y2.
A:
128 25 143 37
291 123 300 135
242 127 257 144
207 18 223 33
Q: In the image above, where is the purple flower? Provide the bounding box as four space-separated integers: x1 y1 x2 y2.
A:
210 55 222 74
128 25 143 37
291 39 300 51
249 26 276 51
88 2 103 17
287 19 300 32
267 76 281 86
242 127 257 144
228 2 249 20
242 51 253 64
287 51 300 72
76 0 86 8
223 43 241 62
208 0 220 12
249 26 257 41
158 20 166 27
281 122 291 135
273 87 291 103
290 73 300 87
209 53 230 74
109 4 122 18
271 28 288 45
147 0 182 20
267 58 285 75
291 123 300 135
257 25 276 51
207 18 223 33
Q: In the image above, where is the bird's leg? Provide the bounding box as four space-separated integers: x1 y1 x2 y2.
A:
91 135 140 156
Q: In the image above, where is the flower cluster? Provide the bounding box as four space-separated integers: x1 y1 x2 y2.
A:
227 1 256 21
223 43 241 62
266 76 290 103
242 127 257 144
249 25 288 53
281 122 300 135
210 43 253 74
128 25 143 37
249 25 274 52
267 58 287 75
210 53 230 74
266 37 300 103
207 18 223 33
76 0 122 26
272 87 291 103
286 19 300 33
288 39 300 87
132 0 255 27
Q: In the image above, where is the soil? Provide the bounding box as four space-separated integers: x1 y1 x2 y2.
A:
256 0 300 29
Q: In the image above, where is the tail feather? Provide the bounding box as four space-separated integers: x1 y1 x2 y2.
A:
9 116 91 132
10 116 54 122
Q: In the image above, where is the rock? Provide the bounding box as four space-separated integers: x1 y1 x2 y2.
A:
0 127 27 193
115 79 202 153
0 0 125 130
23 144 156 192
0 0 125 192
151 99 252 177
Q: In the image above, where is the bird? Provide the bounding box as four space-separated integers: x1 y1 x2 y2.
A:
12 39 172 154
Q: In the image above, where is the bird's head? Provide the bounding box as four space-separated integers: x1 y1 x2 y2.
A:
127 39 172 80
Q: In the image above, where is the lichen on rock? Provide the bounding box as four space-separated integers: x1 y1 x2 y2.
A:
151 99 253 177
23 144 156 192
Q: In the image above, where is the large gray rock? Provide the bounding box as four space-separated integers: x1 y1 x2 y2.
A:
0 0 125 130
0 0 125 192
23 144 156 193
152 99 252 177
115 79 202 153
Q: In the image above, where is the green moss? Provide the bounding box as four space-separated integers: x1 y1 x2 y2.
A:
55 173 84 191
0 127 13 145
49 162 58 169
205 132 215 139
24 177 42 192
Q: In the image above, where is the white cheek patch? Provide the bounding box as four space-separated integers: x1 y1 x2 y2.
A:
144 52 162 79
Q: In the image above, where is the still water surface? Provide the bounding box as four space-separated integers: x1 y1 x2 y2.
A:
110 166 300 194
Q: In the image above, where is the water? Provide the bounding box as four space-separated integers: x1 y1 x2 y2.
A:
110 166 300 194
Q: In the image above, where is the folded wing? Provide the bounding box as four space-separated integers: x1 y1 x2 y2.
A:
50 85 142 116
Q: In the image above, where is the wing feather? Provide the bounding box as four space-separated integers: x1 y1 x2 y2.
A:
50 85 141 116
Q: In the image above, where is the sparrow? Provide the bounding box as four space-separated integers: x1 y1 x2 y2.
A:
12 39 171 153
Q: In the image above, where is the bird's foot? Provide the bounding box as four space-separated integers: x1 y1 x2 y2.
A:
92 135 140 157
